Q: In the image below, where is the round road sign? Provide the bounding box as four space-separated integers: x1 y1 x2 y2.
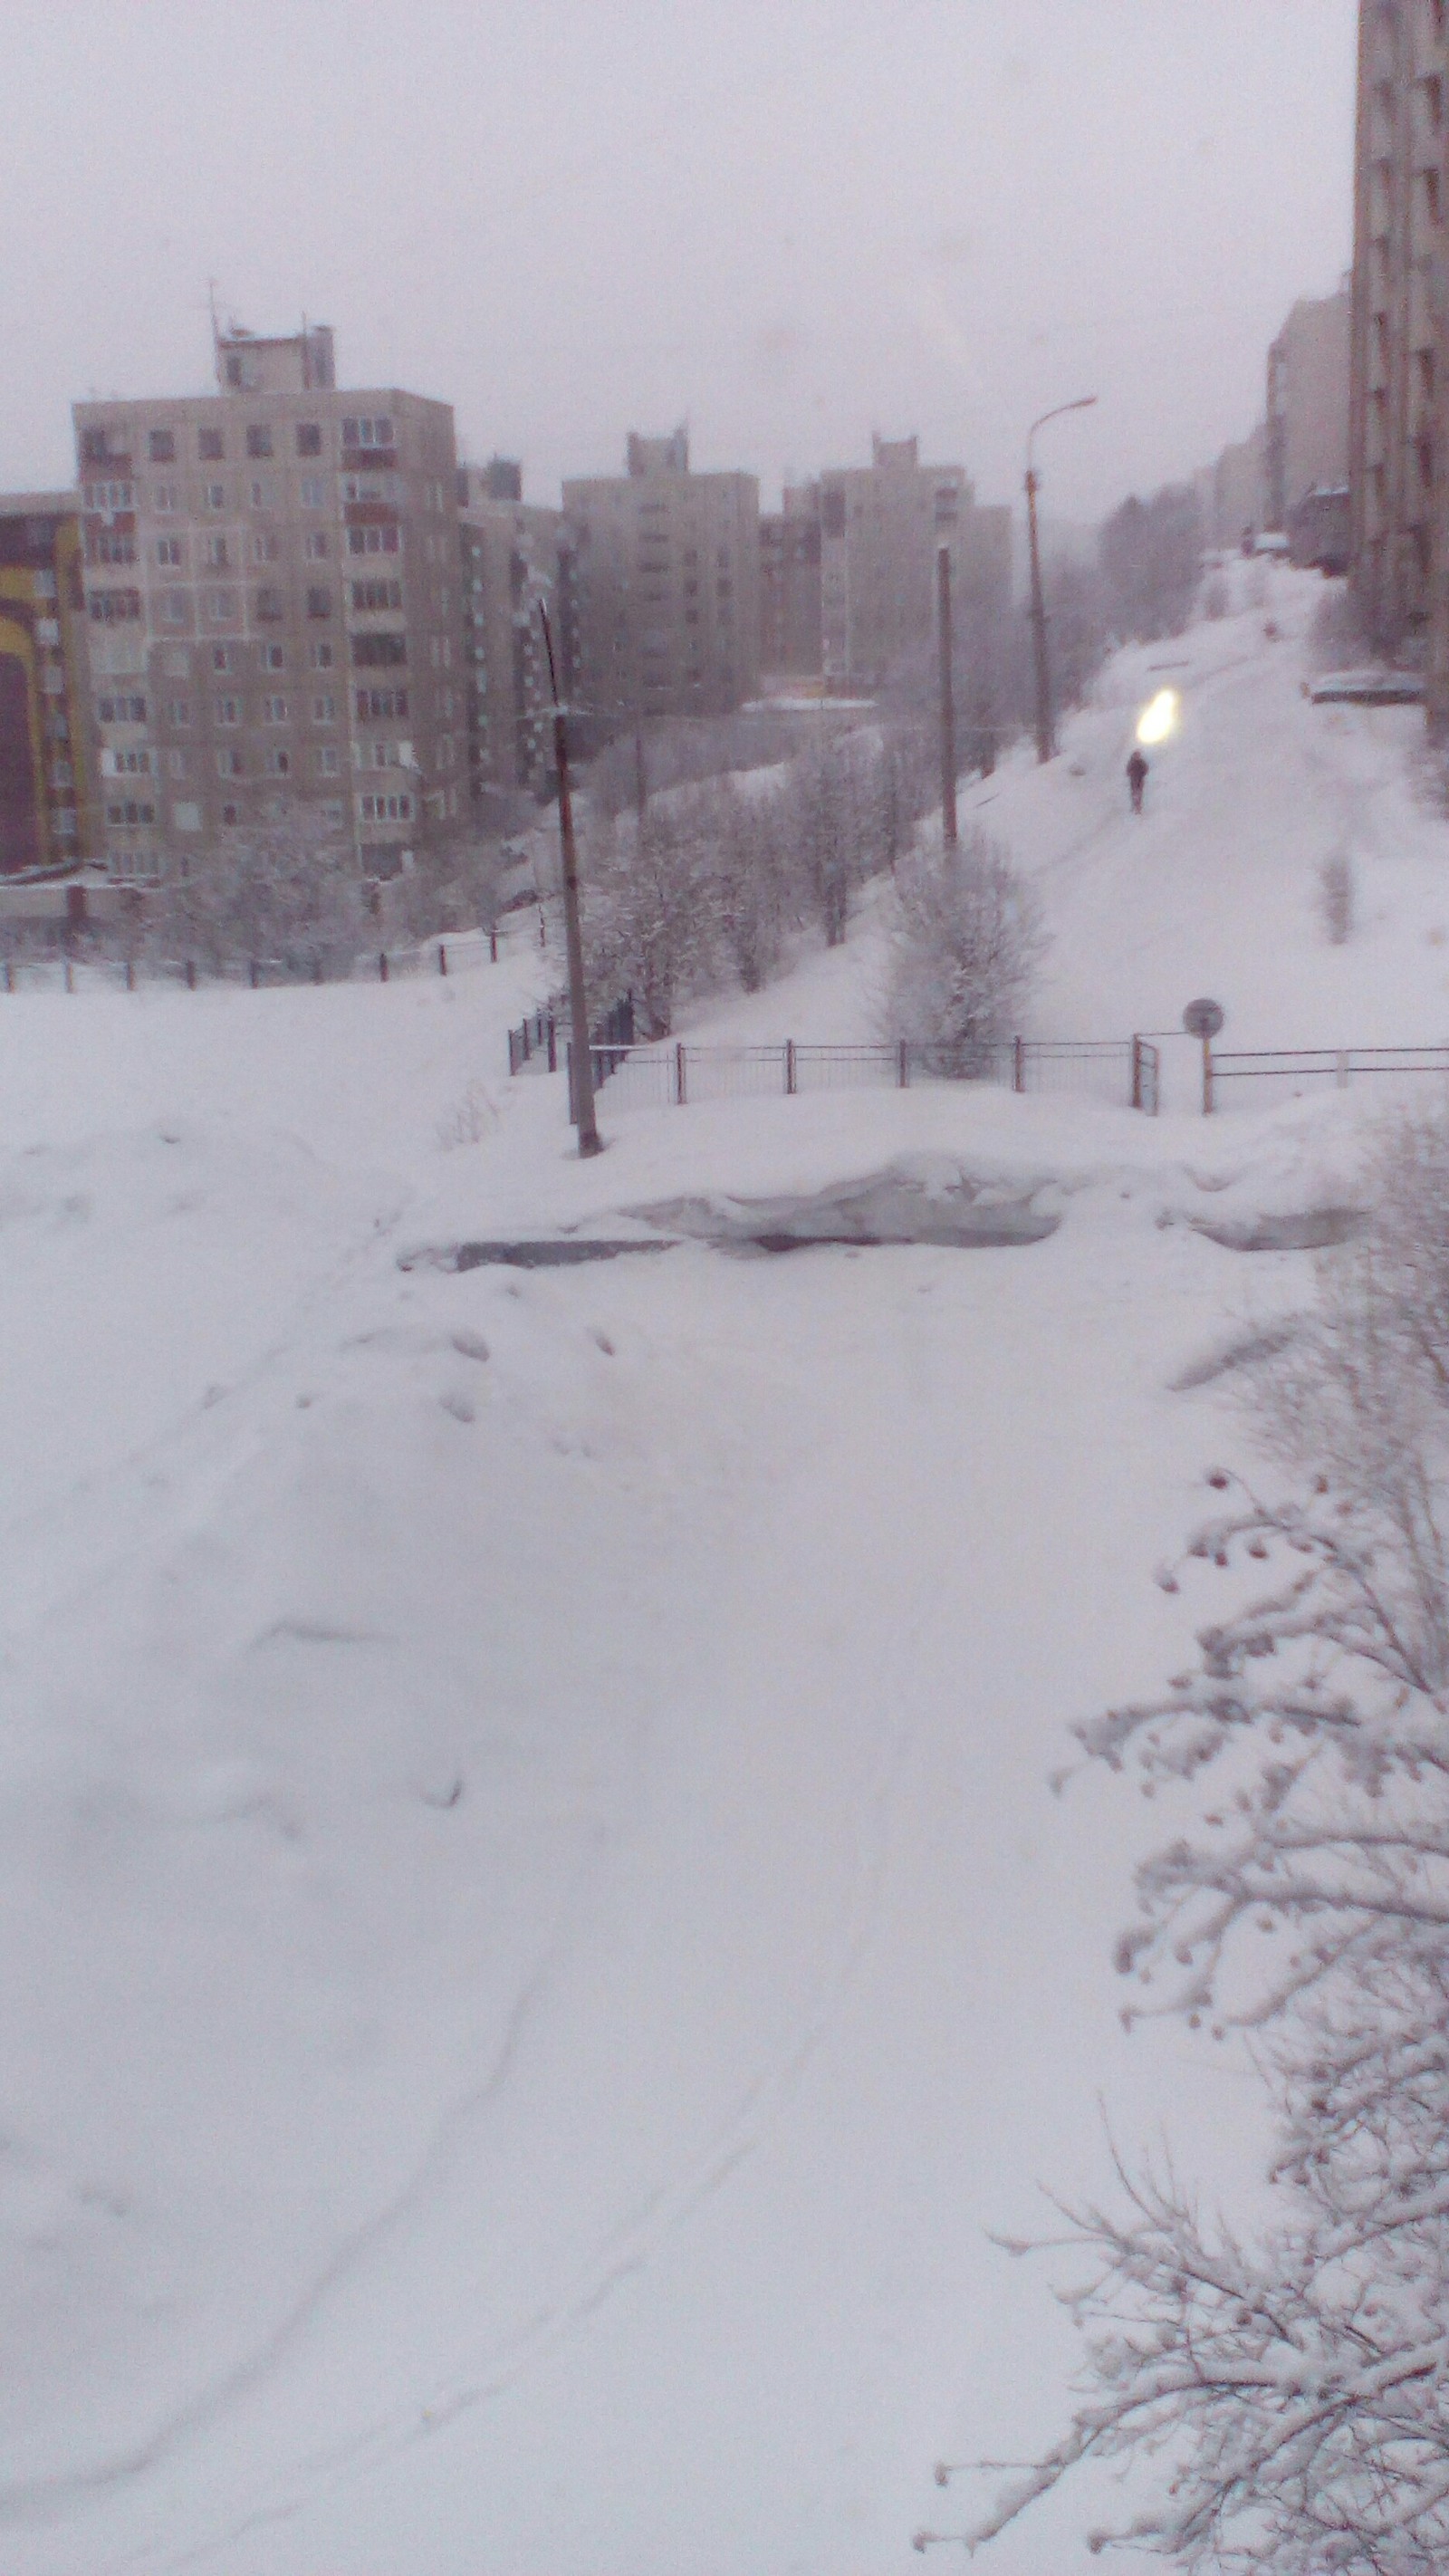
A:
1183 997 1225 1039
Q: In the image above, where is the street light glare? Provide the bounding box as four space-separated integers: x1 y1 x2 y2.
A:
1136 687 1179 745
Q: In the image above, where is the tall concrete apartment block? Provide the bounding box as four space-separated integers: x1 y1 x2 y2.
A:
72 325 467 879
1266 288 1351 529
562 430 760 746
1349 0 1449 665
818 437 1011 692
0 495 98 876
456 458 566 797
759 484 823 677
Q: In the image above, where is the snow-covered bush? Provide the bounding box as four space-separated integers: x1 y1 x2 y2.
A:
948 1103 1449 2573
704 775 793 992
581 793 717 1038
784 733 878 947
149 802 364 975
879 828 1044 1064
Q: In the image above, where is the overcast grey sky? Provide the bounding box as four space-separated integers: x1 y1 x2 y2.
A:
5 0 1357 521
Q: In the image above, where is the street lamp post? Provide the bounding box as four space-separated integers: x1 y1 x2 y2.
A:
1025 395 1098 764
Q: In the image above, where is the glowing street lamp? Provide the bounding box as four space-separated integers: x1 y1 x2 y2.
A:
1135 686 1179 746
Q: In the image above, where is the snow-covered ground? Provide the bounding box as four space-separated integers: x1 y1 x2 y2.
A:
4 567 1447 2575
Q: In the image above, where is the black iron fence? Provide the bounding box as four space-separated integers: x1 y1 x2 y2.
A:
508 989 635 1079
0 926 510 997
1205 1043 1449 1113
567 1033 1159 1118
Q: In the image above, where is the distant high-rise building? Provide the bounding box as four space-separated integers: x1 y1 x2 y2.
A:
759 484 823 678
1266 289 1350 531
562 429 761 745
817 436 1011 693
72 323 467 882
0 494 97 876
1349 2 1447 665
456 459 566 798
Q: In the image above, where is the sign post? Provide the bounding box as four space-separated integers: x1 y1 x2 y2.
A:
1183 997 1225 1115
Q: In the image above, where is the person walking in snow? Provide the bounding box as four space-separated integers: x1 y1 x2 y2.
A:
1127 747 1148 815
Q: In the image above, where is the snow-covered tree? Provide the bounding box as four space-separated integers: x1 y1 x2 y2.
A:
581 792 717 1038
704 774 793 993
149 800 364 976
943 1107 1449 2573
880 826 1044 1068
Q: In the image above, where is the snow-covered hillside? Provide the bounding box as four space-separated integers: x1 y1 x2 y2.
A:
4 566 1449 2576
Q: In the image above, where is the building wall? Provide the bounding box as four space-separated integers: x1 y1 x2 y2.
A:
760 484 823 677
817 435 1011 692
456 464 564 795
1266 288 1351 526
0 496 96 877
72 330 466 880
1350 0 1448 658
562 434 761 745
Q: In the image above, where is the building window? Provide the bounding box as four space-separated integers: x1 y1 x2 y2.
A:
368 739 402 768
215 695 241 724
167 749 189 780
312 693 337 722
245 424 273 459
154 482 179 513
156 535 184 567
96 693 148 724
208 590 239 622
262 695 290 723
108 746 153 775
149 428 177 464
203 533 231 570
296 422 322 457
254 531 281 562
351 631 407 667
89 530 138 565
350 577 403 611
250 479 274 510
356 687 408 719
306 585 333 620
166 697 191 726
347 524 400 555
221 802 240 824
254 586 285 621
198 427 225 462
82 479 134 510
204 482 226 512
106 800 157 825
163 594 192 636
317 744 341 775
211 644 235 673
309 639 334 668
264 748 291 775
216 748 245 778
341 475 388 505
341 415 394 449
304 531 328 560
173 801 202 831
89 588 142 622
358 790 413 821
259 641 285 670
300 476 326 508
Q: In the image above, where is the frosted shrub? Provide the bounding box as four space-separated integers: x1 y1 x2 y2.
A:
1318 849 1355 944
880 828 1044 1067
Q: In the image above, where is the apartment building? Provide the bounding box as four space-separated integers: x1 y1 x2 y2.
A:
1266 288 1351 530
456 457 566 797
759 483 823 678
562 429 760 747
818 437 1012 692
72 324 467 880
1349 0 1448 663
0 494 97 876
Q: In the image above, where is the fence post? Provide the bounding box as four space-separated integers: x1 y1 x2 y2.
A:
785 1039 797 1096
186 958 197 991
378 950 389 983
312 954 322 985
437 942 447 976
249 959 259 990
547 1015 557 1074
489 928 498 963
898 1038 910 1089
1336 1049 1350 1091
676 1039 686 1107
1131 1034 1143 1111
64 958 73 994
124 956 135 993
1012 1034 1025 1093
1202 1034 1214 1116
2 958 11 994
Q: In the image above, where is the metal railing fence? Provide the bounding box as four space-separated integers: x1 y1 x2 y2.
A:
566 1033 1160 1118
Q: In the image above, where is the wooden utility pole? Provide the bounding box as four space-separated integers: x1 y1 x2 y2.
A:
634 716 648 822
538 603 602 1157
936 544 958 849
1025 462 1053 764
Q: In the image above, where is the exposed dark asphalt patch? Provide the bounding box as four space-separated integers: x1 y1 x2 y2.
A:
400 1240 678 1272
